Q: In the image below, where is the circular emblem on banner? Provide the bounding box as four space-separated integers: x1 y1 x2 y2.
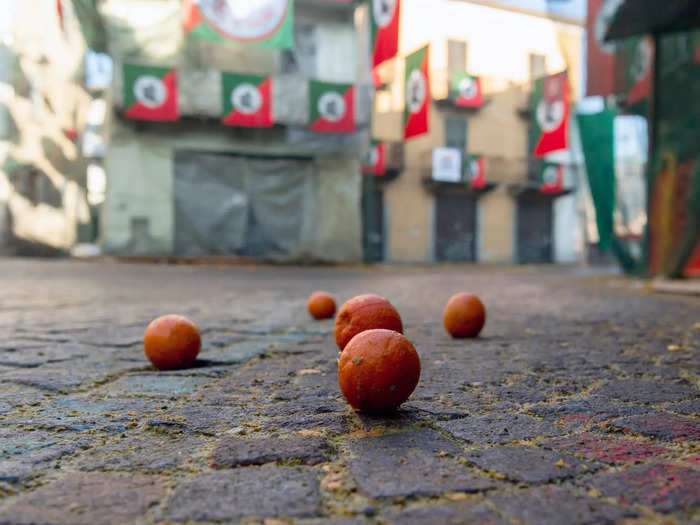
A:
373 0 398 28
594 0 623 54
469 160 479 178
318 91 346 123
196 0 289 42
406 69 427 114
542 166 559 185
536 100 565 132
458 76 477 99
133 75 167 108
630 38 652 82
368 145 379 166
231 83 262 114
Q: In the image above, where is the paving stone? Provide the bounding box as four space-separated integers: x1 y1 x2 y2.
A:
436 413 567 444
265 412 351 434
667 399 700 415
0 460 34 482
9 397 160 432
488 485 638 525
608 412 700 441
587 463 700 513
0 344 90 368
347 429 496 498
163 466 321 521
540 432 668 464
77 434 203 472
212 436 330 467
384 501 509 525
146 404 248 435
0 472 165 525
591 379 696 404
103 374 212 397
527 396 648 425
467 445 597 483
0 429 90 469
0 367 96 393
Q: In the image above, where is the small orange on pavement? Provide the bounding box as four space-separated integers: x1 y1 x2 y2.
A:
338 329 420 414
443 293 486 338
307 291 336 319
334 294 403 351
144 314 201 370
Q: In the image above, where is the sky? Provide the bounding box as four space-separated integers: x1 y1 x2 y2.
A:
494 0 586 19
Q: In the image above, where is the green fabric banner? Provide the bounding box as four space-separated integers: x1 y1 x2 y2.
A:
578 110 617 252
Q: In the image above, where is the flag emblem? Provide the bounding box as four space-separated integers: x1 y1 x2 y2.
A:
133 76 167 108
232 83 263 115
406 69 427 113
196 0 289 42
458 76 477 99
373 0 397 28
317 91 347 123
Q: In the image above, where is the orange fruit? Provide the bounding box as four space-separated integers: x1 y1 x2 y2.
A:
443 293 486 338
338 329 420 414
143 314 201 370
334 294 403 351
307 291 336 319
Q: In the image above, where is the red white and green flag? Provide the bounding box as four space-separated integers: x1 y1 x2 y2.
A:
371 0 400 68
221 73 274 127
309 81 356 134
362 140 386 175
122 64 179 121
467 155 485 189
182 0 294 50
624 36 653 114
539 162 564 194
531 71 569 157
452 72 483 108
404 44 430 139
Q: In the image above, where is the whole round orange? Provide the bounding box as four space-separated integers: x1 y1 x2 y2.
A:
338 329 421 414
334 294 403 351
307 291 336 319
143 314 201 370
443 293 486 338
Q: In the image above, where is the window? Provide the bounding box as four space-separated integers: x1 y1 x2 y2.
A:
447 39 468 81
445 117 467 152
529 53 547 83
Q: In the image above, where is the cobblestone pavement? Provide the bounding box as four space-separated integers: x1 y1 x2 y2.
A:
0 259 698 525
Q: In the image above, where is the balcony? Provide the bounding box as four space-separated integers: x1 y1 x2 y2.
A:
431 69 488 112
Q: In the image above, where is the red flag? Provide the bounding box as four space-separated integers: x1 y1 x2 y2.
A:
468 156 485 189
371 0 400 68
123 65 179 122
404 45 430 140
453 73 483 108
221 73 274 128
532 71 569 157
586 0 618 96
362 141 386 176
309 81 356 134
540 163 564 194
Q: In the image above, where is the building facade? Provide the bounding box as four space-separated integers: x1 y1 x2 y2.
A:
367 0 585 264
0 0 91 255
74 0 369 262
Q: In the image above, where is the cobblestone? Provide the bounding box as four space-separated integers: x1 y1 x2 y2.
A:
0 260 697 523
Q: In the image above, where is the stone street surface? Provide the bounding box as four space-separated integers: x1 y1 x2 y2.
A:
0 259 698 525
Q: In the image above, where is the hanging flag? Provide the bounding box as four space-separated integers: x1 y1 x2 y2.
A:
309 81 356 134
371 0 400 68
122 64 179 121
467 155 485 189
452 73 483 108
531 71 569 157
586 0 619 96
182 0 294 50
623 36 653 115
404 44 430 139
221 73 274 127
362 141 386 176
539 162 564 194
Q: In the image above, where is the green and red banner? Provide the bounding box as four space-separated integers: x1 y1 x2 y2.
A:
122 64 179 121
452 72 483 108
404 45 430 139
586 0 618 96
309 81 356 134
467 155 485 189
221 73 274 127
623 36 653 115
539 162 564 194
531 71 569 157
182 0 294 49
362 140 386 176
371 0 400 68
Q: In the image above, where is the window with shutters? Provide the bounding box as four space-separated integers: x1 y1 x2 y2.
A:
445 117 467 152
